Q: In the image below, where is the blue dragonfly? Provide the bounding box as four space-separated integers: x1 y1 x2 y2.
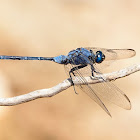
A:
0 47 136 116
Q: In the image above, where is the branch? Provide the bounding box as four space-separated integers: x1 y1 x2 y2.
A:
0 64 139 106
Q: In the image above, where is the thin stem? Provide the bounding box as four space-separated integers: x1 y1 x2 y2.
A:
0 64 139 106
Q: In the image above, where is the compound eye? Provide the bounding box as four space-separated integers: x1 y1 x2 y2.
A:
95 51 105 63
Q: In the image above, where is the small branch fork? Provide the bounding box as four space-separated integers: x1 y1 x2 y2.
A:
0 64 139 106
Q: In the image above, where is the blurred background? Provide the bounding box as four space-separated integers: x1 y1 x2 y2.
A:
0 0 139 140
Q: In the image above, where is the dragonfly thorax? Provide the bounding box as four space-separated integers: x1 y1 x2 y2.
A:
67 48 95 65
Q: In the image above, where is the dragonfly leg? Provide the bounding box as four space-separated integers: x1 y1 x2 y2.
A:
69 64 87 94
90 64 105 81
90 64 95 77
91 64 101 75
69 71 78 94
70 64 87 74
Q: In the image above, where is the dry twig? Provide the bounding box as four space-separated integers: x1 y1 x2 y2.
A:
0 64 139 106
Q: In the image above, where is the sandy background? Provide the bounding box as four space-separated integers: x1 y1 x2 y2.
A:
0 0 139 140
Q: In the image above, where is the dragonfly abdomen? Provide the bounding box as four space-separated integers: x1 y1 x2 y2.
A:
0 55 54 61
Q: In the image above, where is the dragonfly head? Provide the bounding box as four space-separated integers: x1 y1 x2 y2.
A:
95 51 105 63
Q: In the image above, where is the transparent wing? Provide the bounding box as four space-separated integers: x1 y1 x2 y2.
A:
91 80 131 109
85 47 136 61
78 64 131 110
64 64 111 116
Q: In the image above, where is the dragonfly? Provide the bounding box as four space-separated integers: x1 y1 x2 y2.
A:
0 47 136 116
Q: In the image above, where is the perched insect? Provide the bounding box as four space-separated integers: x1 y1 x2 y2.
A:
0 47 136 116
